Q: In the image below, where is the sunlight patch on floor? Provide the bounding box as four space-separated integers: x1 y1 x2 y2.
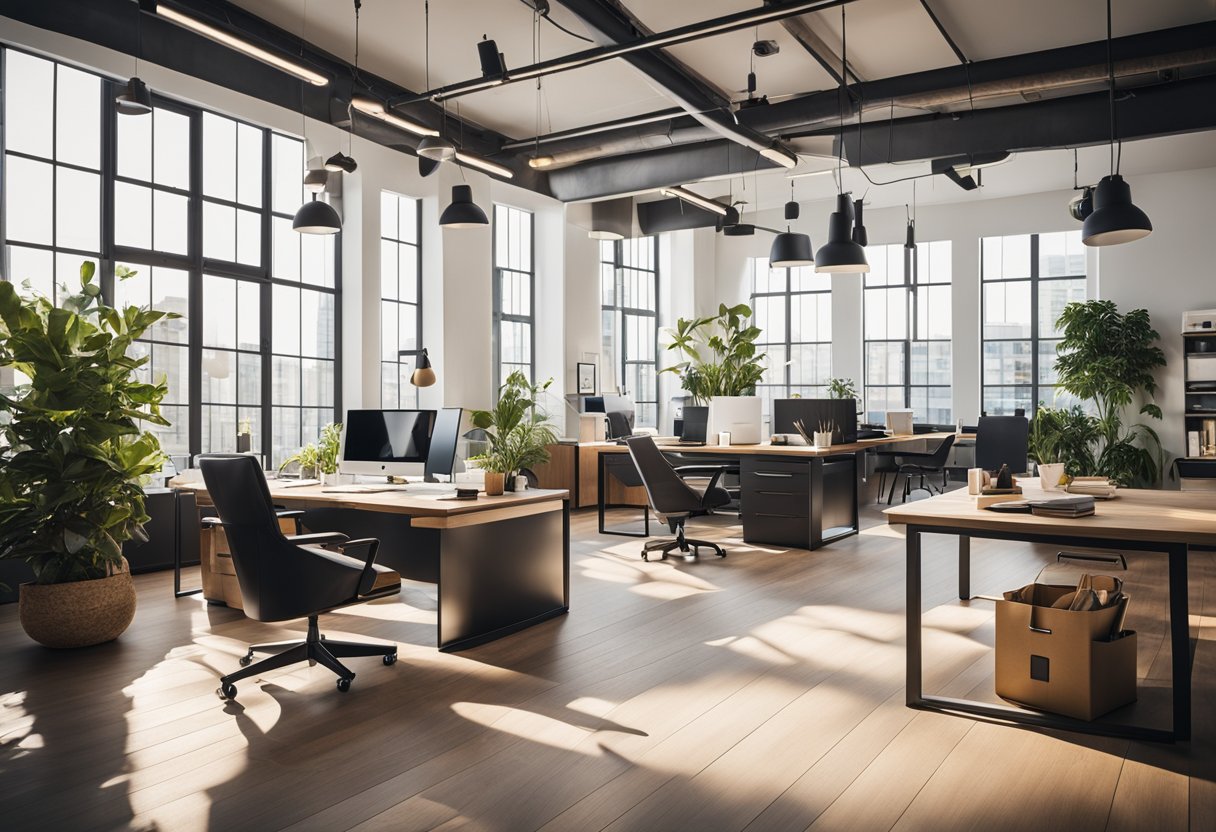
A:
859 523 907 539
330 601 435 624
566 696 619 718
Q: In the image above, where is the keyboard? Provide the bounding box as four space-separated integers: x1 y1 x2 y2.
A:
321 482 460 495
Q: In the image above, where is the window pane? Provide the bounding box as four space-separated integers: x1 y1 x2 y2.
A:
271 134 303 215
114 182 152 248
272 356 301 406
1038 278 1085 339
55 167 100 252
398 243 418 303
983 281 1031 339
154 109 190 190
273 216 300 281
56 64 101 169
153 190 189 255
237 281 260 351
236 207 261 266
5 51 54 157
203 201 235 261
983 340 1033 386
273 285 301 355
5 156 53 245
381 191 398 240
203 112 236 201
203 275 237 349
6 245 54 300
300 289 335 359
150 268 190 344
236 123 263 207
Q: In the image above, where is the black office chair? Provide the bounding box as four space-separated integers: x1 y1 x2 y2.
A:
976 415 1029 473
199 456 401 700
625 436 729 561
887 434 956 504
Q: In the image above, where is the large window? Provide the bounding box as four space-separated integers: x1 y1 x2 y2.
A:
379 191 421 408
493 204 534 389
1 48 340 465
863 241 952 425
751 257 832 430
981 231 1086 415
600 237 659 428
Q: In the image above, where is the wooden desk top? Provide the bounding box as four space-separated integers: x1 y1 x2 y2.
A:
587 432 956 458
884 483 1216 546
171 478 568 520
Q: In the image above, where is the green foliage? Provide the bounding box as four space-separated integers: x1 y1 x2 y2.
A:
279 442 319 476
0 262 175 584
279 422 342 476
1053 300 1167 487
1028 405 1099 477
470 372 559 474
827 377 857 401
661 303 766 403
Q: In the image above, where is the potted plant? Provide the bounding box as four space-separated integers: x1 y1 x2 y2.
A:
317 422 342 484
0 262 174 648
279 442 320 479
470 372 559 496
1053 300 1167 487
662 303 766 438
1028 405 1100 490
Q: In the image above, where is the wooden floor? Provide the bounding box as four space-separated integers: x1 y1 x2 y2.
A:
2 489 1213 832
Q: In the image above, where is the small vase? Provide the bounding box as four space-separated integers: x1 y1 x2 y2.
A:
504 473 518 492
1038 462 1066 491
484 471 505 496
813 431 833 449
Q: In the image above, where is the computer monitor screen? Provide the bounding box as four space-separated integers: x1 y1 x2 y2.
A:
583 396 606 413
424 408 463 480
772 399 858 444
340 409 436 478
681 406 709 443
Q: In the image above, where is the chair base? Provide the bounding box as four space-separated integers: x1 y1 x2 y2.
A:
641 525 726 562
217 614 397 700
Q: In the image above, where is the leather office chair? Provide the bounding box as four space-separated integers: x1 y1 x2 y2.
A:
625 436 729 561
976 415 1029 473
199 456 401 700
886 434 956 504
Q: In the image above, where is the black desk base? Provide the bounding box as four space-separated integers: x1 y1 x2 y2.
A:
906 524 1191 743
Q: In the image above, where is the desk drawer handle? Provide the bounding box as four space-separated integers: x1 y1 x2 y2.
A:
754 472 794 478
1029 626 1052 635
751 512 804 519
755 490 801 496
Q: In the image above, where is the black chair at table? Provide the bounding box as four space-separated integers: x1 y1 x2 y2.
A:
199 456 401 700
975 415 1030 473
886 434 956 504
625 436 729 561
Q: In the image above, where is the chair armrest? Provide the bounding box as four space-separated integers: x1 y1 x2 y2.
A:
286 532 349 547
335 538 381 596
273 508 305 534
674 464 738 478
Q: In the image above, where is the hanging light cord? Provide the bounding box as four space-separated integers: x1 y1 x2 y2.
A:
349 0 360 155
836 4 846 193
1106 0 1118 175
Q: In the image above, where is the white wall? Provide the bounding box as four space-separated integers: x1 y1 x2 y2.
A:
711 167 1216 459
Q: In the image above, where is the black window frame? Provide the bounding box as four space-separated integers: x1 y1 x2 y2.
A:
379 190 423 409
492 203 535 392
599 236 660 428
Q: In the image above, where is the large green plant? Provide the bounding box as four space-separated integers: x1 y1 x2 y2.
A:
470 371 559 475
1053 300 1166 486
661 303 765 403
0 263 174 584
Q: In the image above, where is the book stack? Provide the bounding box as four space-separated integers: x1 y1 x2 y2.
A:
1029 495 1096 518
1065 477 1118 499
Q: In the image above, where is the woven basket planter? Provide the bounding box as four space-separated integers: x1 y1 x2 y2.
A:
19 558 137 649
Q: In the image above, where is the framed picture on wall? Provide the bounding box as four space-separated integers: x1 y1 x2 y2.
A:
576 362 597 395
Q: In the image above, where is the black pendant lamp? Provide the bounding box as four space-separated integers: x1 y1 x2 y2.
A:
293 194 342 234
814 5 868 274
410 348 436 387
1082 0 1151 246
904 188 917 253
815 194 870 273
116 6 151 116
769 180 813 267
439 184 488 228
324 1 361 174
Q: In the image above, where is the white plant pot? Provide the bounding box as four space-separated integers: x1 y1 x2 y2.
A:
320 471 341 486
813 431 833 449
1038 462 1066 491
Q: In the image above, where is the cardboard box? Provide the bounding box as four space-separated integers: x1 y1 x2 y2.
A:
995 584 1137 721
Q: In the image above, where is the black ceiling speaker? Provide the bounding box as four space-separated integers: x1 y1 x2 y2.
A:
851 198 868 247
784 200 799 221
723 223 756 237
1069 186 1094 221
478 36 507 78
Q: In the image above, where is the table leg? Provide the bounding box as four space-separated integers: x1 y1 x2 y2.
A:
958 535 971 601
906 526 923 706
1169 543 1191 741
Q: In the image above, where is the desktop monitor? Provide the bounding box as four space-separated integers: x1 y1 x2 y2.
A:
339 409 436 478
424 407 463 481
680 406 709 443
583 396 605 413
772 399 858 444
886 409 915 437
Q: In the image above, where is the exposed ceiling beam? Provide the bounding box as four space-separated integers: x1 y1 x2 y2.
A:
551 0 798 168
917 0 968 65
763 0 861 85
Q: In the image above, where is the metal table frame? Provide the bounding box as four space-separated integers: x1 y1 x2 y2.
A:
906 524 1191 743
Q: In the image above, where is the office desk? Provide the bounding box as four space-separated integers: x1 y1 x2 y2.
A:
173 480 570 652
591 434 954 550
885 485 1215 742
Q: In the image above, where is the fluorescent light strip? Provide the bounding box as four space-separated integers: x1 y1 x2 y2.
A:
785 169 834 180
661 186 728 216
351 98 439 138
454 151 515 180
758 146 798 169
157 5 328 87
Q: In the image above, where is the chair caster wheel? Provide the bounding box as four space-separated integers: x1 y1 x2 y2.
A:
218 682 237 700
383 653 398 666
336 677 353 693
238 652 252 667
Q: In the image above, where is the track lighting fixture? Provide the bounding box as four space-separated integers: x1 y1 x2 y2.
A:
661 186 729 217
418 136 457 162
351 98 439 138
